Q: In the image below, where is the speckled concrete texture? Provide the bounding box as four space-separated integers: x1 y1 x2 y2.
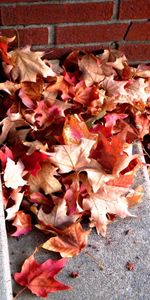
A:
8 163 150 300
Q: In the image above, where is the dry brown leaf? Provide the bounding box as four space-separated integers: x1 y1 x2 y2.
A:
9 46 56 82
42 222 90 257
29 161 61 195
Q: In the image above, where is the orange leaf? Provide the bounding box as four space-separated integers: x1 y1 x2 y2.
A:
63 114 97 145
42 222 90 257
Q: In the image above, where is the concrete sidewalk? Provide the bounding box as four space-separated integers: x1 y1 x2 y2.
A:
8 162 150 300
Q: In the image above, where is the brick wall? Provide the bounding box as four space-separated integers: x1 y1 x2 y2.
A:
0 0 150 64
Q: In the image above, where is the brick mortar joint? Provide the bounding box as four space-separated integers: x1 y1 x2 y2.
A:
0 0 112 6
48 26 55 45
32 41 150 49
112 0 120 20
1 19 149 29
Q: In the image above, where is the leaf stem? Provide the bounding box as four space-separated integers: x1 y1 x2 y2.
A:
13 286 27 299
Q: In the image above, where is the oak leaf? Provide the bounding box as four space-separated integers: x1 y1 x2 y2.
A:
14 254 70 297
42 222 90 257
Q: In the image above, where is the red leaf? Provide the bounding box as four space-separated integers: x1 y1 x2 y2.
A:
11 211 32 237
14 254 70 297
0 146 13 169
0 35 15 63
21 151 49 176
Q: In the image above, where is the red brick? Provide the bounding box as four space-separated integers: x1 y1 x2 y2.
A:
1 2 113 26
0 27 48 47
126 22 150 41
119 43 150 61
56 23 128 44
119 0 150 20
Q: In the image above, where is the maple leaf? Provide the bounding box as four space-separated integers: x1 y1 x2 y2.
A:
90 130 137 175
49 138 96 173
43 89 72 116
102 75 128 97
102 76 150 110
23 100 61 129
11 211 32 237
37 198 81 229
19 77 43 108
83 159 113 193
73 81 96 105
14 254 70 297
46 75 70 100
83 185 134 236
8 46 56 82
6 188 24 220
42 222 90 257
78 54 105 86
21 151 49 176
125 78 150 107
107 173 134 188
28 160 61 195
104 113 128 131
63 114 97 145
48 138 112 192
4 158 26 189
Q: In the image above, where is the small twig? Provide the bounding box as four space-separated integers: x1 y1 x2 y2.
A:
13 286 27 299
85 251 104 271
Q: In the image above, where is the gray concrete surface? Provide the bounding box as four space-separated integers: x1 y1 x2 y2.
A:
0 179 13 300
8 162 150 300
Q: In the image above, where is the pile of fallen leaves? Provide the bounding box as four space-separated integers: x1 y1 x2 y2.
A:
0 35 150 298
